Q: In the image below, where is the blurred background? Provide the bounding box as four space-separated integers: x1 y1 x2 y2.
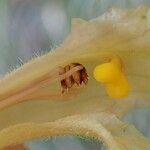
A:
0 0 150 149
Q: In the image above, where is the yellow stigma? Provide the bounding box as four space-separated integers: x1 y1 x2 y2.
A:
93 57 130 99
93 62 121 83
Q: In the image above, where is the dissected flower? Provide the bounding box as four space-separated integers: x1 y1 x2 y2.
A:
0 6 150 150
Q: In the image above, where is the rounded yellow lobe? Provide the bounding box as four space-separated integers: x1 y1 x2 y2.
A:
93 62 121 83
106 74 130 99
93 58 130 99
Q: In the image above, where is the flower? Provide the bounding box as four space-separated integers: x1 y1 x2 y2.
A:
0 6 150 150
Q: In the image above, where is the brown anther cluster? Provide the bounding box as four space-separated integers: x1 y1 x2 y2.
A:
59 63 88 93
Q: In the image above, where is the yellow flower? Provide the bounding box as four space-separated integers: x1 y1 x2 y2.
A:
0 6 150 150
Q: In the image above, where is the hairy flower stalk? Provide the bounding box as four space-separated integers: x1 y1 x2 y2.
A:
0 6 150 150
